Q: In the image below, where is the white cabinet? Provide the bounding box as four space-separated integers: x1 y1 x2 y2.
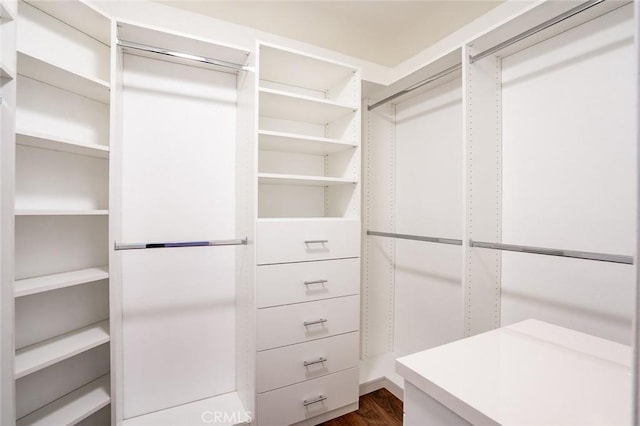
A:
253 42 361 425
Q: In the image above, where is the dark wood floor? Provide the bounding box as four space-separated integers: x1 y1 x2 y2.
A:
317 388 403 426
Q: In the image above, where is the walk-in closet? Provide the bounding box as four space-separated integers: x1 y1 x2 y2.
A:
0 0 638 425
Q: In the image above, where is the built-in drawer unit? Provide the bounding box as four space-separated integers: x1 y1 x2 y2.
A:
256 331 359 393
256 367 359 426
256 219 360 265
257 258 359 308
256 295 359 351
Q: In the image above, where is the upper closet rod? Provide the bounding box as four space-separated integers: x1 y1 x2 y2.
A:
367 230 462 246
367 63 461 111
469 0 605 63
116 39 250 72
114 238 248 251
471 240 633 265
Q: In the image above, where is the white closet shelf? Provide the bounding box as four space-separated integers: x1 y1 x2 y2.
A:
258 130 356 155
258 173 357 187
257 217 359 223
15 320 110 379
14 266 109 298
15 210 109 216
24 0 110 45
16 128 110 159
259 88 357 124
259 43 357 93
16 374 110 426
17 52 110 104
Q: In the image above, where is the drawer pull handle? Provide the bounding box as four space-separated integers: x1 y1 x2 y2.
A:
303 318 328 327
303 395 327 407
304 279 328 286
303 357 327 367
305 240 328 244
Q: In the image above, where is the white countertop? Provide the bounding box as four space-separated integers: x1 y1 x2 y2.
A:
396 319 632 426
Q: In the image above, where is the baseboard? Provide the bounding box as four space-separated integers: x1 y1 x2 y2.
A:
359 377 404 401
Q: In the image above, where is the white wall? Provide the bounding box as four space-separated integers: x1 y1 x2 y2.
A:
393 78 464 355
500 4 636 344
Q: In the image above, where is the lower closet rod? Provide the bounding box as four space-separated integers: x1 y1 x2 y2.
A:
367 230 462 246
114 238 247 251
471 240 633 265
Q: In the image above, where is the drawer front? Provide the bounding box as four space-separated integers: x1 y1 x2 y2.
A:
257 258 360 308
256 220 360 265
257 367 359 426
256 332 359 393
257 295 359 351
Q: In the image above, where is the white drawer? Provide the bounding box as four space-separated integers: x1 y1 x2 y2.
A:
256 219 360 265
257 258 360 308
256 367 359 426
257 295 359 351
256 332 359 393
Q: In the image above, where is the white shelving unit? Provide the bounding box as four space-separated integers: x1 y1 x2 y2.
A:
12 1 112 425
15 320 109 379
253 42 362 426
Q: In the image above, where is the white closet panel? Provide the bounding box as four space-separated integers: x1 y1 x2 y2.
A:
501 5 635 343
121 249 235 418
120 54 235 242
119 53 237 418
393 79 464 355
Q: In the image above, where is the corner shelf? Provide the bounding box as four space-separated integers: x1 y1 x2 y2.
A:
17 52 110 104
259 88 357 124
14 266 109 298
15 320 110 379
258 130 356 155
16 128 109 159
15 210 109 216
16 374 110 426
258 173 357 187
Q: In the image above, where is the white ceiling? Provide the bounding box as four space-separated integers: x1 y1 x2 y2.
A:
156 1 503 67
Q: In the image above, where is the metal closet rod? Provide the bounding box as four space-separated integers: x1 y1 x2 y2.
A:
367 230 462 246
367 63 461 112
469 0 606 63
367 231 633 265
116 39 249 72
114 238 247 251
471 240 633 265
